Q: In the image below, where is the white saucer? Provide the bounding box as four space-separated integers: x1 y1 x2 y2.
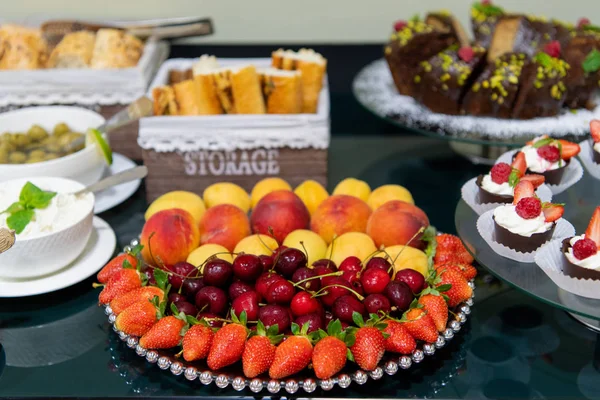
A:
0 217 116 298
94 153 141 214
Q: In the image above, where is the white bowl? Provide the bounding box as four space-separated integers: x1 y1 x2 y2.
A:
0 106 106 186
0 177 95 279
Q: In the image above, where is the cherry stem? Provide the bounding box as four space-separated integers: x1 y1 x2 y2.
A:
313 283 365 301
92 283 104 289
291 271 343 288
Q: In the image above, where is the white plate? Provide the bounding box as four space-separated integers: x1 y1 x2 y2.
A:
94 153 141 214
0 217 116 298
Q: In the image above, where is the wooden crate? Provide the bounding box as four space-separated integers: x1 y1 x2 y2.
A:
143 147 327 202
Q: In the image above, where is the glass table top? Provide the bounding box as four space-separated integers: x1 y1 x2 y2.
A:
1 135 599 399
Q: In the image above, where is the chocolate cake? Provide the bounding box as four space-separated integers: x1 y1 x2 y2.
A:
493 216 556 252
462 53 528 118
512 52 570 119
384 20 456 97
471 1 505 47
425 11 471 46
414 45 487 115
562 31 600 109
561 238 600 279
487 16 543 62
526 16 573 49
476 174 513 204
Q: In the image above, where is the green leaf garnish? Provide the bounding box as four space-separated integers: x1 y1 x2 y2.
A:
583 24 600 33
2 202 24 215
128 243 144 257
472 2 504 16
7 209 34 234
508 169 520 188
583 49 600 73
532 137 555 148
410 13 420 22
534 52 552 67
4 182 57 234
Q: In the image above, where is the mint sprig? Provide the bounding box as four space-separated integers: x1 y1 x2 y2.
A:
1 182 56 234
583 49 600 74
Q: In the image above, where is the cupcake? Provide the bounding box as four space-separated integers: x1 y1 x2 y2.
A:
493 180 564 253
477 152 545 204
591 119 600 164
517 136 581 185
562 206 600 279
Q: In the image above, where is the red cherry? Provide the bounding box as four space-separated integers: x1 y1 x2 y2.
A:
312 258 337 270
194 286 228 315
543 41 561 58
394 269 426 294
385 281 414 313
232 254 263 282
363 294 392 314
365 257 391 271
203 259 233 287
255 272 285 299
275 248 307 278
173 300 197 316
265 279 296 304
313 264 335 277
332 294 366 323
258 304 291 333
393 20 408 31
232 291 260 321
228 280 254 301
258 254 274 271
339 256 362 273
458 46 475 63
272 245 288 259
320 277 352 307
291 267 321 291
360 267 391 294
294 313 324 333
290 291 321 316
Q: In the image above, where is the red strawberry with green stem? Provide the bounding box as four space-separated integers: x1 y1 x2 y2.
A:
140 303 190 349
432 266 472 307
97 268 142 304
312 319 355 379
418 288 449 333
97 253 139 283
383 319 416 355
242 321 283 378
207 311 248 370
348 313 387 371
269 322 315 379
400 303 439 343
115 297 160 337
182 319 214 362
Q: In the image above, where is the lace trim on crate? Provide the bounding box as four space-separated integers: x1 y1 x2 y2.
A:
353 58 600 139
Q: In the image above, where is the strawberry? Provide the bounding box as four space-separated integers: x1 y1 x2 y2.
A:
511 152 527 177
140 313 187 349
349 313 387 371
434 234 474 265
109 286 165 315
97 253 138 283
512 180 535 205
558 139 581 160
591 119 600 143
434 267 472 307
207 311 248 370
115 299 158 336
383 320 416 354
97 268 142 304
542 203 565 223
182 323 214 362
434 262 477 281
242 321 283 378
519 174 545 189
269 322 314 379
418 290 448 333
312 320 354 379
401 307 438 343
585 206 600 247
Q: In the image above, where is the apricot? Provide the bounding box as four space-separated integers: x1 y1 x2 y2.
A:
251 190 310 243
294 180 329 216
141 208 200 266
203 182 251 213
199 204 251 252
325 232 377 267
332 178 371 202
282 229 327 267
250 177 292 209
145 191 205 224
234 234 278 257
367 184 414 210
366 200 429 249
382 245 428 278
310 195 372 244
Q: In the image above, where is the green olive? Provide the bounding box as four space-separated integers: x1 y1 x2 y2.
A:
26 157 45 164
27 125 49 142
46 143 62 153
53 123 70 137
0 148 8 163
28 149 46 159
14 134 31 148
9 151 27 164
45 153 59 161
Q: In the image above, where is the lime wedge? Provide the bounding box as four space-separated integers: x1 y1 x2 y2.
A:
86 128 113 166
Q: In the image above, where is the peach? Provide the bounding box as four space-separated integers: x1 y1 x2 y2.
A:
325 232 377 267
145 191 206 224
367 184 414 210
141 208 200 266
310 195 372 244
250 177 292 209
294 180 329 216
187 244 233 272
199 204 251 252
282 229 327 267
366 200 429 249
234 234 278 256
383 245 428 278
332 178 371 202
203 182 251 213
251 190 310 243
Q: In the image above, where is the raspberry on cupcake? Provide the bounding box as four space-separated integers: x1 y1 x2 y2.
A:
492 180 564 253
562 206 600 279
517 135 581 185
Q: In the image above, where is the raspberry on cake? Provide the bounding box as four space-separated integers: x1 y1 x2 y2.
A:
590 119 600 164
562 206 600 279
492 180 562 252
518 136 581 185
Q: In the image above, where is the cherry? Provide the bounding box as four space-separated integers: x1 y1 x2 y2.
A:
195 286 228 315
314 264 335 278
394 269 426 294
168 262 198 290
182 277 205 298
325 311 333 326
361 267 391 294
273 245 288 259
295 313 324 333
232 254 263 282
319 277 353 307
259 304 291 333
366 257 391 271
265 279 296 304
312 259 337 270
275 248 307 278
231 291 259 321
291 267 321 291
258 254 274 271
203 259 233 287
168 293 186 305
196 312 223 328
228 280 254 300
173 300 197 316
363 293 391 315
385 281 414 313
256 272 285 299
290 291 320 316
332 294 366 323
339 256 362 273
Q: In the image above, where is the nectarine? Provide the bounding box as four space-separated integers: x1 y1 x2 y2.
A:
199 204 251 252
310 195 372 244
250 177 291 209
366 200 429 249
234 234 278 257
251 190 310 243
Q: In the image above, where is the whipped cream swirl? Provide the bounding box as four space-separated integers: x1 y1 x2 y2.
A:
564 234 600 270
493 204 553 237
481 174 513 196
